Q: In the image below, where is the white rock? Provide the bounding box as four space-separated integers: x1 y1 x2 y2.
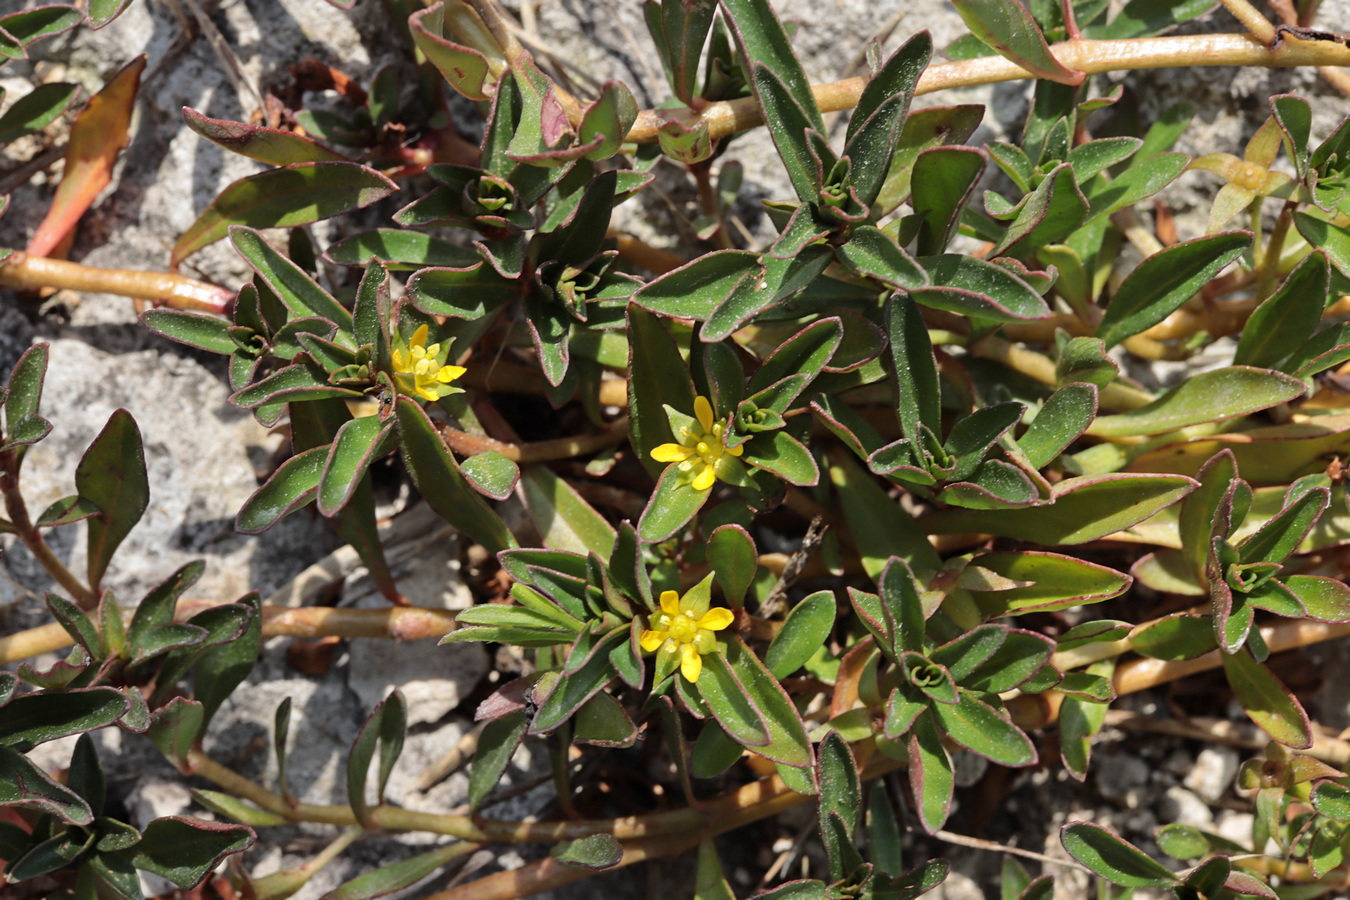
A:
1184 747 1240 803
1162 785 1214 829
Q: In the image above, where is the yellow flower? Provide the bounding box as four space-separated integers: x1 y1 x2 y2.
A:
650 395 743 492
639 575 734 683
391 324 466 402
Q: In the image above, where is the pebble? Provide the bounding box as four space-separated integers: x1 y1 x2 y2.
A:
1183 747 1240 803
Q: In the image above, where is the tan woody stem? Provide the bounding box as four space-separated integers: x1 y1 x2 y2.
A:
0 252 234 313
626 34 1350 144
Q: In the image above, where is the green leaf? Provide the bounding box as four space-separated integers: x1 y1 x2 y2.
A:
926 473 1195 545
964 551 1131 613
149 697 204 770
723 636 813 768
720 0 823 131
230 226 354 331
1154 823 1210 861
396 397 516 553
1061 822 1179 887
1087 366 1305 437
318 415 394 516
908 147 987 255
912 253 1052 322
817 729 861 841
626 305 697 482
845 34 932 207
325 843 471 900
630 250 761 321
992 162 1089 258
875 104 985 214
1066 137 1143 180
1284 575 1350 622
520 463 616 556
0 686 127 753
460 450 520 501
468 710 527 812
8 826 95 882
172 163 397 267
407 4 502 102
347 690 407 825
327 229 480 271
1271 93 1312 183
127 559 204 659
531 630 624 733
1238 486 1328 566
638 463 710 543
1087 0 1214 38
1084 151 1189 221
1097 231 1250 347
1287 322 1350 377
746 429 818 485
1236 253 1328 372
1054 336 1118 388
0 6 81 56
1018 383 1097 468
909 712 954 833
235 445 326 533
765 590 836 678
886 293 940 441
1223 646 1311 747
46 591 100 656
0 744 92 824
551 833 623 870
708 524 757 610
182 107 347 165
140 309 236 355
0 81 77 142
76 409 149 592
125 817 254 889
835 224 928 290
751 65 824 204
696 650 771 749
953 0 1084 83
692 837 736 900
830 448 939 575
193 592 260 732
87 0 134 28
1130 614 1216 660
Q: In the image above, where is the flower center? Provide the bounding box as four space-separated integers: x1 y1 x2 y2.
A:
667 612 699 644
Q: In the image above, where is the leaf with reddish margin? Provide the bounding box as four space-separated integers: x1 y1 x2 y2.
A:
952 0 1084 85
26 55 145 259
182 107 348 165
171 162 397 267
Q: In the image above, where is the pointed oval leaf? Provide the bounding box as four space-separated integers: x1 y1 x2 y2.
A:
1061 822 1179 887
172 163 398 267
76 409 149 591
1088 366 1305 437
765 590 836 678
127 817 254 889
235 445 326 534
952 0 1084 84
1097 231 1251 348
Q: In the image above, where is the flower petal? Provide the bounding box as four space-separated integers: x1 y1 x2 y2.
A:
726 441 744 457
691 465 716 492
660 590 682 616
639 629 667 652
697 607 734 632
694 395 714 433
651 443 695 463
680 642 703 683
436 365 467 383
409 323 429 349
